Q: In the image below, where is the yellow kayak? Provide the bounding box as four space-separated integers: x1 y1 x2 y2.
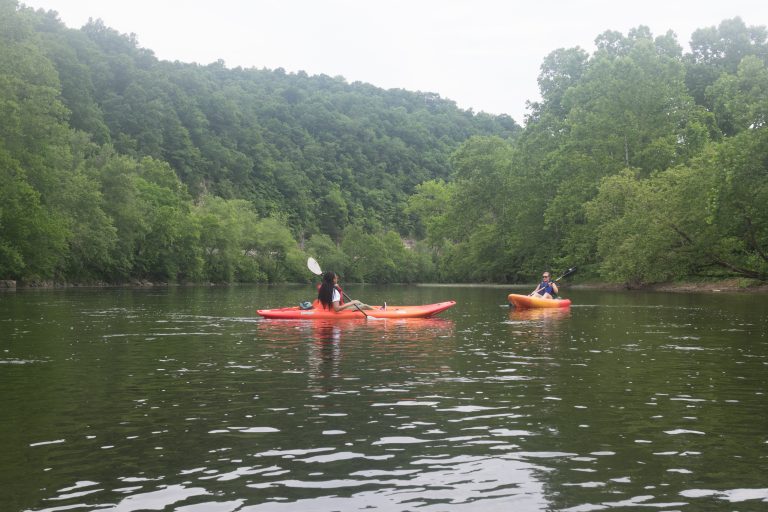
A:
508 294 571 309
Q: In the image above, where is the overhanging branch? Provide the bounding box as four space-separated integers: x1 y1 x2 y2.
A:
670 224 764 279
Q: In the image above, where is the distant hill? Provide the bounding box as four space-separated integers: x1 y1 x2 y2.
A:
37 13 520 235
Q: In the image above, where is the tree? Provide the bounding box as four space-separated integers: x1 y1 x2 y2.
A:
541 33 704 271
685 17 768 106
305 234 347 278
317 185 348 243
706 55 768 135
0 153 66 279
587 127 768 285
586 169 692 285
0 1 77 280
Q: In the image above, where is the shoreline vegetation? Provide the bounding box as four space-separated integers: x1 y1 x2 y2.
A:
423 280 768 293
3 279 766 293
1 6 767 287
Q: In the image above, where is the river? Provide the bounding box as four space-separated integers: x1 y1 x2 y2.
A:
1 285 766 511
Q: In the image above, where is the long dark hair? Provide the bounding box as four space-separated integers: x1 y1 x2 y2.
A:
318 271 337 310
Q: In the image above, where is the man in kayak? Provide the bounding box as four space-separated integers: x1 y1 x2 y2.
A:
530 271 558 299
318 271 374 312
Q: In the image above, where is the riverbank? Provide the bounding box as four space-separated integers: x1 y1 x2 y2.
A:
421 278 768 293
627 279 768 293
4 278 767 292
569 278 768 293
1 280 217 290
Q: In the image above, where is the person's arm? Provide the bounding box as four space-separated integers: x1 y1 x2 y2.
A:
334 300 369 311
331 288 343 311
551 282 559 295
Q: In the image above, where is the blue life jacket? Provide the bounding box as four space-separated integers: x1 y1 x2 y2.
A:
537 281 556 296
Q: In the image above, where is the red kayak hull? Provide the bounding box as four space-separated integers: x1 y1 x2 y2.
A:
257 301 456 319
508 293 571 309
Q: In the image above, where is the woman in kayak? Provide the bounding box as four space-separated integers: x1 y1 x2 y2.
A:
318 271 374 312
530 271 558 299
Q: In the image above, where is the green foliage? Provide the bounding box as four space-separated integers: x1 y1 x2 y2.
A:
0 2 74 280
585 128 768 284
56 167 118 280
0 1 517 284
1 2 767 286
585 169 689 284
193 196 257 283
685 17 768 107
414 20 768 284
317 185 348 243
305 234 347 277
404 179 453 242
43 14 517 237
0 154 67 279
706 55 768 135
407 136 552 282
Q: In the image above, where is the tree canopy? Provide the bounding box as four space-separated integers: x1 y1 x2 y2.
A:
409 19 768 284
2 1 766 286
0 0 515 284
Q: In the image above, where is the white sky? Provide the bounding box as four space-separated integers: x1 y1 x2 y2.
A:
21 0 768 123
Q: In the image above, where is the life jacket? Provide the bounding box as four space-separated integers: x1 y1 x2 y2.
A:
537 281 557 297
315 283 345 309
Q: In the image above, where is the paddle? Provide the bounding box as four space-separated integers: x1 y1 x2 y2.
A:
530 267 577 297
307 257 369 318
554 267 577 282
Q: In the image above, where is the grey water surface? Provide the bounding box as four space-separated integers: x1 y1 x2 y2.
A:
1 285 766 511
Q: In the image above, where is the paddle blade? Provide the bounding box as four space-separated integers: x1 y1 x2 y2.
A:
307 257 322 275
558 267 577 280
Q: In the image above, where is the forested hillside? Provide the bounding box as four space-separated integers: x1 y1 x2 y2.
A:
0 0 517 284
2 0 766 286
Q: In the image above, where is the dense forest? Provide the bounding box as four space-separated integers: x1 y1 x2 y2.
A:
1 0 766 286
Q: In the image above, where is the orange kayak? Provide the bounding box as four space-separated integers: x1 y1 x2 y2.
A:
508 294 571 309
257 301 456 319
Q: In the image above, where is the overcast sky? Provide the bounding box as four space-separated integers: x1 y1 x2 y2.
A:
21 0 768 123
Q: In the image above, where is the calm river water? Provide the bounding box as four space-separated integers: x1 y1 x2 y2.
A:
1 285 766 511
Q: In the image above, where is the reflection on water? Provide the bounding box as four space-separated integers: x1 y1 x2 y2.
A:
507 306 572 322
504 306 572 343
258 318 455 393
1 286 766 511
257 316 455 342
